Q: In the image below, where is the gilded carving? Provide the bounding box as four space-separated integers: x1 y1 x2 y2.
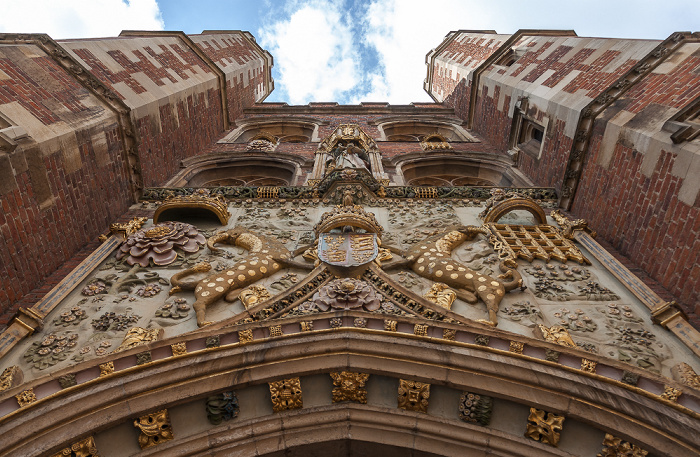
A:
99 362 114 377
113 327 163 353
206 391 239 425
525 408 565 446
239 285 272 309
269 325 283 337
660 386 682 402
459 392 493 426
388 227 523 326
443 328 457 340
384 320 397 332
414 324 428 337
171 342 187 356
485 223 590 265
423 283 456 310
109 217 147 240
481 194 547 225
398 379 430 413
170 227 313 326
672 362 700 389
317 124 379 155
535 324 577 348
475 334 490 346
133 409 174 449
238 329 254 344
16 388 37 407
597 433 648 457
581 359 597 373
50 436 99 457
314 205 383 235
269 378 303 412
0 366 23 392
330 371 369 403
550 209 596 239
300 321 314 332
509 341 524 354
420 134 453 151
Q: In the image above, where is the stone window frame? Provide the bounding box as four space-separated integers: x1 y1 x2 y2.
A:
508 98 548 161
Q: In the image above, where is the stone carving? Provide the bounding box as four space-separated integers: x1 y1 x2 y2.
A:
113 327 163 353
525 408 565 446
206 391 239 425
510 341 525 354
312 279 381 311
99 362 114 377
269 378 303 412
300 321 313 332
577 282 620 301
0 366 23 392
330 371 369 403
485 223 590 265
58 374 77 389
170 227 313 326
134 409 173 449
16 388 37 407
458 392 493 426
384 319 398 332
136 351 152 365
155 298 191 319
414 324 429 336
597 433 648 457
49 436 99 457
353 317 367 328
238 329 254 344
153 189 230 225
554 308 597 332
205 335 220 348
398 379 430 413
501 301 543 326
475 334 490 346
239 285 272 308
247 138 277 152
535 324 577 348
423 283 457 310
268 325 283 337
116 222 206 267
443 329 457 340
170 342 187 356
660 386 682 402
386 227 523 326
550 209 596 239
53 306 88 327
581 359 597 373
672 363 700 389
109 217 148 240
91 311 141 331
24 332 78 370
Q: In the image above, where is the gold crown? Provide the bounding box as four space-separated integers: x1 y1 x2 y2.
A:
314 205 383 234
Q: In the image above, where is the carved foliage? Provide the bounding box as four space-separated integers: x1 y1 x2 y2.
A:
16 388 37 407
330 371 370 404
114 327 163 353
206 391 240 425
0 366 22 392
536 324 577 348
398 379 430 413
525 408 565 446
269 378 303 412
597 433 648 457
50 436 99 457
133 409 173 449
672 362 700 389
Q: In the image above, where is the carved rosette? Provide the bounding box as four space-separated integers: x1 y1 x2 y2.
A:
597 433 648 457
525 408 565 446
99 362 114 377
312 279 381 311
330 371 370 404
50 436 100 457
458 392 493 426
269 378 303 412
133 409 174 449
116 222 206 267
397 379 430 413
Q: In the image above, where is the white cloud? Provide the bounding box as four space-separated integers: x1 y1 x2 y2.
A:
0 0 164 39
259 0 361 105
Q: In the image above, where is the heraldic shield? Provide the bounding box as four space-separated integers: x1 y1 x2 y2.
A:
318 233 378 267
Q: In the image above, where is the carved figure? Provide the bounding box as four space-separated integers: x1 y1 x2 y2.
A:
170 227 313 326
326 141 370 170
385 227 524 326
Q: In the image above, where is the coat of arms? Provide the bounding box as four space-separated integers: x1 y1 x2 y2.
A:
318 233 378 266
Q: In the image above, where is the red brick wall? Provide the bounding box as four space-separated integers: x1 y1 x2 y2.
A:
0 45 131 313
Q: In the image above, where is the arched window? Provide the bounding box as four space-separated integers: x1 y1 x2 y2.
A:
397 156 532 187
165 156 303 187
220 118 322 144
378 119 476 142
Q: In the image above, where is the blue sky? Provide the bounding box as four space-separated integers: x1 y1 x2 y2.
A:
1 0 699 104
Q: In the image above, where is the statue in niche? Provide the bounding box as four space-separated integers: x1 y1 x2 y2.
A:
326 141 370 171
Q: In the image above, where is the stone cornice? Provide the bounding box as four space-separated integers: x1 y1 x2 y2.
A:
560 31 700 210
0 33 143 200
244 103 454 116
120 30 230 129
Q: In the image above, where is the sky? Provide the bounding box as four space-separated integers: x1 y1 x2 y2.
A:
0 0 698 105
